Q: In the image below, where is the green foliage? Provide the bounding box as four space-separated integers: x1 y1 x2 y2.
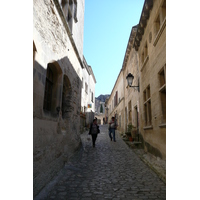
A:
125 124 134 137
127 123 134 132
100 104 103 113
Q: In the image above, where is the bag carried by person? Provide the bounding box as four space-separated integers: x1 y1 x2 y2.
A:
97 125 100 133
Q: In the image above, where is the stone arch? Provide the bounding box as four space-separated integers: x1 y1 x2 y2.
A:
43 61 63 117
62 75 73 119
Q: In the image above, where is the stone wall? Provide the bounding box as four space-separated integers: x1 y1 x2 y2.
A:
107 70 124 132
137 0 166 159
33 0 85 196
123 27 140 135
107 0 166 160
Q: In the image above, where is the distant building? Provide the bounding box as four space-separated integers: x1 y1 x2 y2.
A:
95 95 109 125
81 56 96 129
106 69 124 132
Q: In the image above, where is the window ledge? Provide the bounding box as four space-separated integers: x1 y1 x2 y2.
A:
143 125 153 130
43 111 58 121
153 17 166 47
144 97 151 104
159 123 166 128
159 84 166 92
141 55 149 72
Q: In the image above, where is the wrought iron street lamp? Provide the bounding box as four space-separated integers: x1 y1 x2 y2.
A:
126 73 140 92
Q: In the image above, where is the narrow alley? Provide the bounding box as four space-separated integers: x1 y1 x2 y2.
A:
35 124 166 200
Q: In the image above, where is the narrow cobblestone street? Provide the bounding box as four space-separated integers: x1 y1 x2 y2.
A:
35 124 166 200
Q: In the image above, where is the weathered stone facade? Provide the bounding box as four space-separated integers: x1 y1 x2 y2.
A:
33 0 91 197
95 95 110 124
81 56 96 129
106 0 166 160
106 70 124 132
123 26 140 138
135 0 166 159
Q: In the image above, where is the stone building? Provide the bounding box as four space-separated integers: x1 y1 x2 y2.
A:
106 69 124 132
94 95 110 125
106 0 166 160
81 56 96 130
94 100 105 125
106 26 140 136
33 0 96 197
122 26 140 139
133 0 166 159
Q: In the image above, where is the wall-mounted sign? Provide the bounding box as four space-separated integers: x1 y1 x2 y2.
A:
88 104 92 108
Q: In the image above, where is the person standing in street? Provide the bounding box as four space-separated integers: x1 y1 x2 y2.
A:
89 118 100 147
109 117 117 142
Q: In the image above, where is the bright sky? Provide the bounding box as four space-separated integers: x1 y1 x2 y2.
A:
83 0 145 97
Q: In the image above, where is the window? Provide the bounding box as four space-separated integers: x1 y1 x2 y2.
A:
154 14 160 36
43 62 62 117
143 85 152 128
85 83 88 94
128 100 132 124
125 107 128 131
114 91 118 107
159 64 166 125
84 106 86 113
159 1 166 24
68 2 73 31
153 0 166 46
43 67 53 112
91 92 94 102
134 105 139 139
144 42 148 59
74 0 78 22
141 51 144 64
141 41 149 71
60 0 78 32
61 0 67 18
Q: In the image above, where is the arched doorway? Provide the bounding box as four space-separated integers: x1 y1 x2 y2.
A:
43 61 62 117
62 75 72 119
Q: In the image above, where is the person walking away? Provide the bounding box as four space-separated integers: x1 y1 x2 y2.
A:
89 118 99 147
109 117 117 142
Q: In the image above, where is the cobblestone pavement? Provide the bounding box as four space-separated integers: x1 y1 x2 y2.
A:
35 124 166 200
124 143 166 184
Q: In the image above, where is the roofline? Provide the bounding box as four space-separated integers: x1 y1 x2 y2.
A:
107 68 123 103
133 0 153 51
122 26 138 70
83 56 97 83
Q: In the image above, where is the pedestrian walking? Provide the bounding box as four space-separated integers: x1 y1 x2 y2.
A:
109 117 117 142
89 118 100 147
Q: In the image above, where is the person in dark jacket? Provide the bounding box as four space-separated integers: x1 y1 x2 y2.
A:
89 118 100 147
109 116 117 142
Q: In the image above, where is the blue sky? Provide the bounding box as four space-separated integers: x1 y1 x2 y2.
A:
83 0 144 97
